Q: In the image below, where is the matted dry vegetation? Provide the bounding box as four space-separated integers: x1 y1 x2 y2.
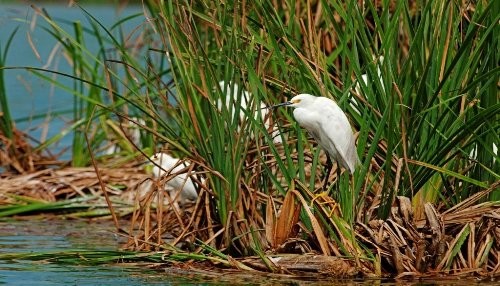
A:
2 146 498 278
1 165 499 278
122 164 500 278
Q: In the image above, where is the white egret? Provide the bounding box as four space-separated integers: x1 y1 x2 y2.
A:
272 94 360 179
469 143 498 163
352 56 384 115
150 152 199 206
355 56 384 93
217 81 283 144
216 81 265 129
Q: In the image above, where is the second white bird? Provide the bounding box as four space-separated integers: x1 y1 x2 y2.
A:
273 94 360 174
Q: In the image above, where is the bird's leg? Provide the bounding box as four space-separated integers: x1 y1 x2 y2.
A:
322 156 333 191
336 162 342 194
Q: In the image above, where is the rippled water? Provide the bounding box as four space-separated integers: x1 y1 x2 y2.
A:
1 219 497 285
0 219 147 285
0 219 294 285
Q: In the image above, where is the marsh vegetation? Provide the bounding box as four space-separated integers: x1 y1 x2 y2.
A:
1 0 499 280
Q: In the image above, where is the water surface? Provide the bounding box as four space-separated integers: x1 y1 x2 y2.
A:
0 218 495 285
0 218 191 285
1 2 144 157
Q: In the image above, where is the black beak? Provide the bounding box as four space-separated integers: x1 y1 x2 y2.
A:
263 101 292 110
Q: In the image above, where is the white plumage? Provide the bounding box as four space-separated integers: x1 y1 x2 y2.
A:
352 56 384 115
278 94 360 173
217 81 282 143
150 152 199 205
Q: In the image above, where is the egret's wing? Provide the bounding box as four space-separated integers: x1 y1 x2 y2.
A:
292 107 325 149
314 98 359 172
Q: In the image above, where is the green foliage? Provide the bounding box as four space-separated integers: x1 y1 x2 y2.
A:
0 195 134 218
140 0 498 255
0 28 18 145
10 5 157 166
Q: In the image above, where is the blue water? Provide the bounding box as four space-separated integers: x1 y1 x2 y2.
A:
1 2 145 157
0 219 196 285
1 220 495 286
0 220 338 285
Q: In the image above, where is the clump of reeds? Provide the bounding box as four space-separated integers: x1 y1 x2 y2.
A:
129 0 498 277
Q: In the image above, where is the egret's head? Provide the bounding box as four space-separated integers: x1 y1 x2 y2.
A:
150 152 177 168
267 93 316 109
287 94 316 107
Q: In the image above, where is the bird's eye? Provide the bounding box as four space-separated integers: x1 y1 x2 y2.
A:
293 99 301 104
